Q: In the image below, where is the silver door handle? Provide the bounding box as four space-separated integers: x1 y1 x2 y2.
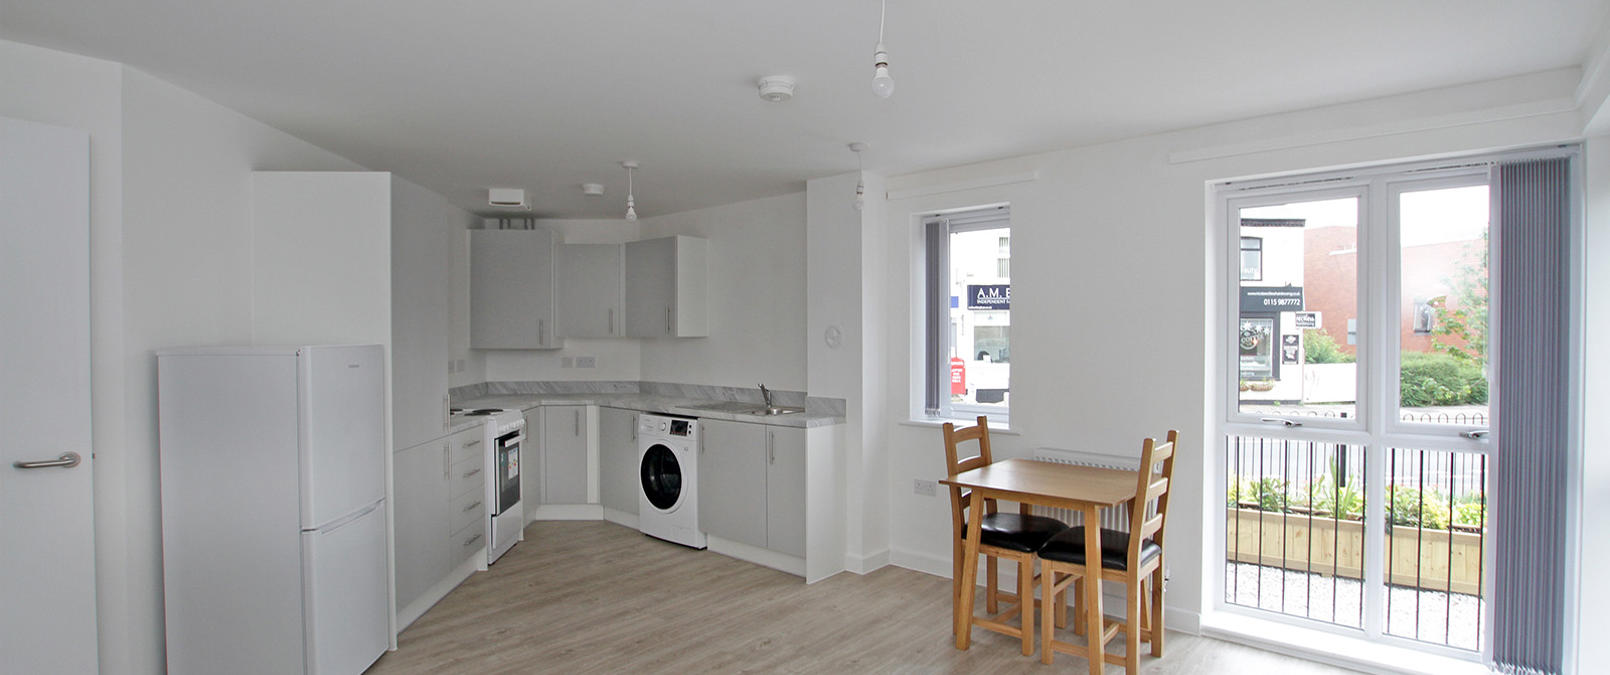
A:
1260 417 1302 428
465 439 481 448
574 409 581 436
1460 429 1489 439
463 500 482 512
665 307 672 334
608 308 615 335
768 431 775 465
463 467 482 478
539 318 546 345
13 451 81 469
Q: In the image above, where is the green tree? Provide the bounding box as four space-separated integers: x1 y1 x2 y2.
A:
1431 232 1488 366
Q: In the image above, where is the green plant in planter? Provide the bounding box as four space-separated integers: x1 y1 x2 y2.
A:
1387 487 1451 530
1310 479 1364 521
1453 492 1487 530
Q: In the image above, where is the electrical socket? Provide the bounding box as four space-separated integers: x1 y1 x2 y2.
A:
913 478 937 497
561 357 574 368
576 356 597 369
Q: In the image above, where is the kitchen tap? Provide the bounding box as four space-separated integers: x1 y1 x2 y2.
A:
758 383 773 408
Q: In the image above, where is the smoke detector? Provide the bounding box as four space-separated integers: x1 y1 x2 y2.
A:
582 183 604 196
757 75 797 102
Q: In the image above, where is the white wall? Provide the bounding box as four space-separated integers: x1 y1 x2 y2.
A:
875 68 1589 635
638 193 808 390
807 171 891 570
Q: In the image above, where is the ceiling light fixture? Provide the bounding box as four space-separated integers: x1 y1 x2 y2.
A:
757 75 797 102
582 182 604 196
872 0 893 98
849 142 868 211
622 160 638 222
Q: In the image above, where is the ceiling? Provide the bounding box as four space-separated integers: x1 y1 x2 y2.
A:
3 1 1607 218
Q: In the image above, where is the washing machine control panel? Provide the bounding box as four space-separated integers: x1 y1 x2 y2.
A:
640 414 695 438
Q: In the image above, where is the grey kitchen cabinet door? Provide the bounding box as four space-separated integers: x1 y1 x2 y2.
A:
697 419 768 548
623 235 707 337
470 229 559 349
542 405 589 504
393 439 449 610
765 427 807 557
557 243 624 338
599 407 639 514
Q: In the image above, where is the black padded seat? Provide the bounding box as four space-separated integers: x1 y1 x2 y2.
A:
1037 526 1160 571
960 512 1068 553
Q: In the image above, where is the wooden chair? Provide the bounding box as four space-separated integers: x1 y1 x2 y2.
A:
1037 430 1178 673
943 416 1069 656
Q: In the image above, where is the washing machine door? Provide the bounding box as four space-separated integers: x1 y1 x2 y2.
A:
640 443 683 511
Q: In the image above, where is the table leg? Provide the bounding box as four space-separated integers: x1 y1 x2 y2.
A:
1082 505 1105 675
955 494 985 650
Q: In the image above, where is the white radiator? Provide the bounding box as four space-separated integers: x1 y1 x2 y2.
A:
1030 448 1137 532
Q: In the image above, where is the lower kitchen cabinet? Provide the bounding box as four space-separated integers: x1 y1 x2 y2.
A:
599 407 638 515
393 425 484 626
765 427 806 557
698 419 806 556
542 405 589 504
521 407 541 512
699 419 768 548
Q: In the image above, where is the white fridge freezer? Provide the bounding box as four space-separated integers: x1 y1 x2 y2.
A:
157 345 390 675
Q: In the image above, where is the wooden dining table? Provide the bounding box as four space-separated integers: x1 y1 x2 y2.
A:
940 458 1139 666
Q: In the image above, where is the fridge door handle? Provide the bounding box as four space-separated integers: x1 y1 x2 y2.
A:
305 499 383 533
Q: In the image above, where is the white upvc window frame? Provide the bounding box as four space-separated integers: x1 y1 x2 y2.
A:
1212 159 1501 664
920 205 1012 426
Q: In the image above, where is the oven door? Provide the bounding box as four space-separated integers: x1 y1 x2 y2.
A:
493 430 522 515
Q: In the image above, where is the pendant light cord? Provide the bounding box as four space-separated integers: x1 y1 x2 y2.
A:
878 0 886 41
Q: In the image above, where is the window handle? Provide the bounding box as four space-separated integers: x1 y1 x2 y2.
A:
1460 428 1489 440
1260 417 1302 428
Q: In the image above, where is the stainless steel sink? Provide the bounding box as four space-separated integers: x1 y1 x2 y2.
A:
749 405 804 416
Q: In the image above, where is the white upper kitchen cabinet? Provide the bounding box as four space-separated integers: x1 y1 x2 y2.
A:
624 235 708 338
557 243 624 338
250 171 453 452
470 229 559 349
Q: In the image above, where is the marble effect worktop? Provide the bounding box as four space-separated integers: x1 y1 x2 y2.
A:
449 381 845 429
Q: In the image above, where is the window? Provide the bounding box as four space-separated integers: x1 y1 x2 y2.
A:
923 205 1010 421
1217 159 1513 658
1240 236 1263 280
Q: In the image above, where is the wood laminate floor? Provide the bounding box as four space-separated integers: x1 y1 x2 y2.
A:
369 520 1358 674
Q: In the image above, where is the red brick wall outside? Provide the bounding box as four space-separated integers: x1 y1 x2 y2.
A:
1300 228 1483 356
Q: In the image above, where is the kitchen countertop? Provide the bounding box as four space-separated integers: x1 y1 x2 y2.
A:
453 393 844 428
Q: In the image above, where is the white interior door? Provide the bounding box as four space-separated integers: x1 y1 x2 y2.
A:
0 117 97 672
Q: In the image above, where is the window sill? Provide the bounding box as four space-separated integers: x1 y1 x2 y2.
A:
1199 609 1487 675
899 417 1018 436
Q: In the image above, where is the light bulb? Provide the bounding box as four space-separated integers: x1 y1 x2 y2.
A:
872 43 893 98
854 177 866 211
625 196 637 222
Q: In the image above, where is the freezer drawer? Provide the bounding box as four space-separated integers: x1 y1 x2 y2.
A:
301 501 388 675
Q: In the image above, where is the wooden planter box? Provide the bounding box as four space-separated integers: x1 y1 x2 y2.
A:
1225 507 1486 595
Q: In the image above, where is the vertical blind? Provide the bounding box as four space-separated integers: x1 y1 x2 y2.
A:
924 220 948 416
1492 157 1572 675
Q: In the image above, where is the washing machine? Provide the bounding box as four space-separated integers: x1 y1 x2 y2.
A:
637 414 705 549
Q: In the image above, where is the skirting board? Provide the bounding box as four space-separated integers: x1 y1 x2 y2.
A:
707 534 806 579
888 547 1201 634
845 548 891 575
396 549 483 633
529 503 604 521
601 507 639 530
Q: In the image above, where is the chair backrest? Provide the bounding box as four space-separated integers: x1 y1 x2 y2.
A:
942 416 996 529
1128 430 1180 559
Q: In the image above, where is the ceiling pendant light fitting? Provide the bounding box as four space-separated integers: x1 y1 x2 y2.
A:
871 0 893 98
622 160 638 222
757 75 797 102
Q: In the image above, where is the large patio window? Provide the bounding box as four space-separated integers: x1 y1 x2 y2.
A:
1217 162 1500 659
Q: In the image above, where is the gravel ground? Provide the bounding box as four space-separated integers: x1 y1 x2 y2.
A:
1225 562 1484 651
